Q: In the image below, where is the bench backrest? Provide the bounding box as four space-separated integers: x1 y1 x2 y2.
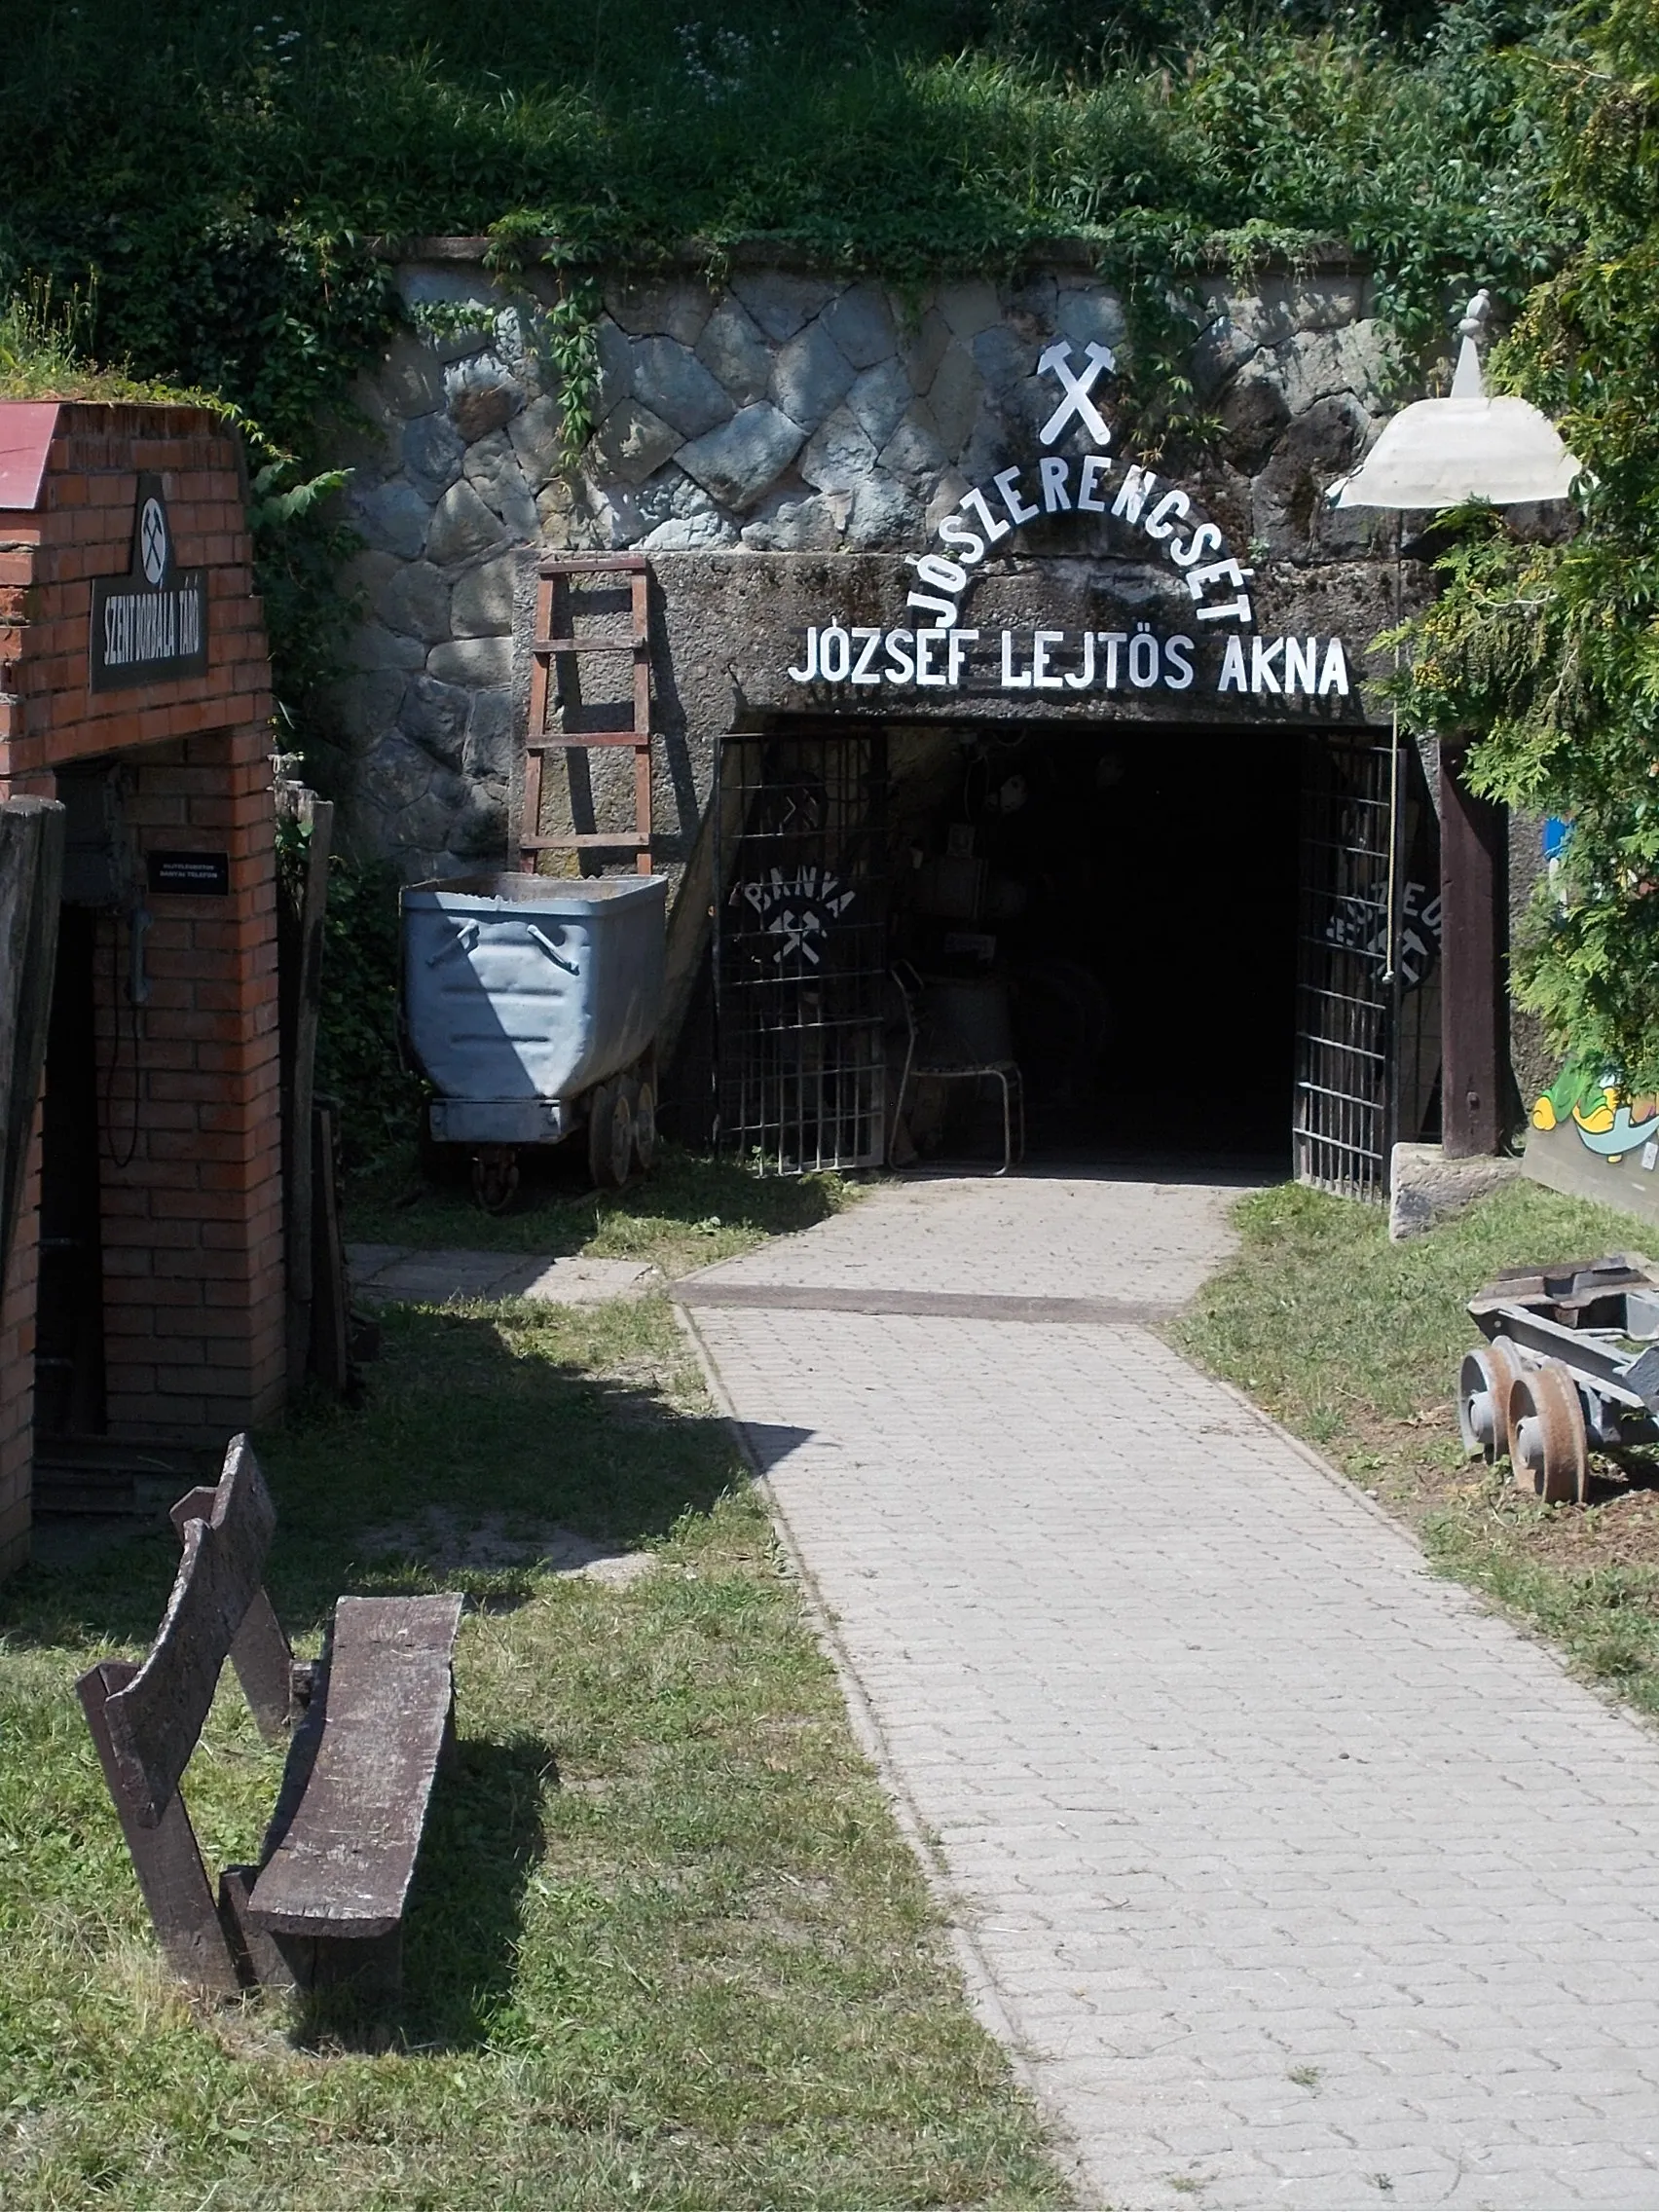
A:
101 1435 277 1827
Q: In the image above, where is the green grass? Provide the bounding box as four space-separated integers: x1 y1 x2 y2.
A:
0 1295 1068 2211
344 1144 866 1276
1174 1176 1659 1720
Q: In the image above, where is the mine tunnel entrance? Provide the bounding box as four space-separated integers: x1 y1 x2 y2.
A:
710 719 1440 1191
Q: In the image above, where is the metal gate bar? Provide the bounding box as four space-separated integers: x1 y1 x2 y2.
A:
714 728 888 1174
1294 734 1400 1200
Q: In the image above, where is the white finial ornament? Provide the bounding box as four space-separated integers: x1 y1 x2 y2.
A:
1329 287 1580 509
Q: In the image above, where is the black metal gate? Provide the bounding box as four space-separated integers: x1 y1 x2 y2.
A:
1294 733 1441 1199
714 726 888 1173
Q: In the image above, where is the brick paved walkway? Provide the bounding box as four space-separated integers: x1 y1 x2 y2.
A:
680 1173 1659 2211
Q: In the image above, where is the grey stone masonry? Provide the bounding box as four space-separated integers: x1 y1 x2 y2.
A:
329 251 1408 881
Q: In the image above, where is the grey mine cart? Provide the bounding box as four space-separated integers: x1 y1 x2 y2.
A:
401 550 666 1211
78 1435 461 2001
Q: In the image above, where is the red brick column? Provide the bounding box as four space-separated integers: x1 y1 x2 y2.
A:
0 401 285 1574
95 729 283 1443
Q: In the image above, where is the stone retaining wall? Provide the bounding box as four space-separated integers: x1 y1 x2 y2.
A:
330 248 1411 887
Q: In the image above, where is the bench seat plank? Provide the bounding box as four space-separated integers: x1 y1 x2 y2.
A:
248 1595 461 1940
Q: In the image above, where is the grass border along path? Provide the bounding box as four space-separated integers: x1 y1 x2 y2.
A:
1 1275 1070 2209
1174 1176 1659 1728
343 1144 866 1277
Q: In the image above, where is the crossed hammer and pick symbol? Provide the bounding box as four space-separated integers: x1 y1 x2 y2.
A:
1036 339 1116 447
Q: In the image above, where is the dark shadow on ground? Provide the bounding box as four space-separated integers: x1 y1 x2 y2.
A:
343 1140 854 1258
1 1301 803 2051
290 1731 555 2054
0 1303 757 1651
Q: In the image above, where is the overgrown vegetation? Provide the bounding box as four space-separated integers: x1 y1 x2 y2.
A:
1396 0 1659 1091
1176 1179 1659 1721
0 1294 1067 2209
0 4 1572 448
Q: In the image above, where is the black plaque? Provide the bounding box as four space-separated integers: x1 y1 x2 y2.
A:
148 850 229 897
90 475 210 692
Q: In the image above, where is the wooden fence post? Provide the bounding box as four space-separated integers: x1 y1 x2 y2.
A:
276 783 334 1388
1439 743 1506 1160
0 797 67 1283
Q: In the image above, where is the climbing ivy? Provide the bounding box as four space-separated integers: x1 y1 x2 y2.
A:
1395 0 1659 1091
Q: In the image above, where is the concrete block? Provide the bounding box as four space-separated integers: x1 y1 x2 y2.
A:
508 392 568 488
461 430 539 536
798 404 879 496
353 479 432 559
1389 1143 1522 1240
346 621 425 673
729 269 838 343
401 410 465 498
450 552 519 638
427 635 513 688
770 317 857 434
605 276 715 348
822 283 898 370
373 560 452 645
629 334 733 440
844 358 911 452
400 675 472 769
591 400 682 487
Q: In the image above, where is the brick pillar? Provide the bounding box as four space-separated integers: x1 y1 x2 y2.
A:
95 727 283 1444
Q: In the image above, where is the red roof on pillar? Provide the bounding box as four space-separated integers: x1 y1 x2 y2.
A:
0 403 61 514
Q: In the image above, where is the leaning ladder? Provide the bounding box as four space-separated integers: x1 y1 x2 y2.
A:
520 552 653 875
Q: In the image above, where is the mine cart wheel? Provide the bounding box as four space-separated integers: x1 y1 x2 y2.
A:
632 1076 657 1173
1508 1361 1590 1505
1457 1339 1524 1463
588 1082 635 1191
471 1146 520 1215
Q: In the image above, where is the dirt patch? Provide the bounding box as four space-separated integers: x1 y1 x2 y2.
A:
1333 1397 1659 1579
361 1507 659 1586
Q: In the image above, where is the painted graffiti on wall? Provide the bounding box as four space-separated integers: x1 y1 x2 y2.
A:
1531 1062 1659 1171
740 866 858 967
1322 879 1442 987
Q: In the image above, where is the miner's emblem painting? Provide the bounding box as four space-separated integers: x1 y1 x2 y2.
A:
90 473 209 691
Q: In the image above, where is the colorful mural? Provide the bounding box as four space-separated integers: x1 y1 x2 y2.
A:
1525 1052 1659 1224
1530 1062 1659 1165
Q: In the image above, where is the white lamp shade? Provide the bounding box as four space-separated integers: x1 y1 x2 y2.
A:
1329 333 1582 510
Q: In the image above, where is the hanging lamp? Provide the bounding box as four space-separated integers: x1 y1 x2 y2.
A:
1328 292 1582 511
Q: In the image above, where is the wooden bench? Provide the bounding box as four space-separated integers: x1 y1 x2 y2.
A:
78 1434 461 2003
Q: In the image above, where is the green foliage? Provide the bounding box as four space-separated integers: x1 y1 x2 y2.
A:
312 844 425 1172
247 459 363 741
0 281 216 407
1396 1 1659 1089
0 4 1570 442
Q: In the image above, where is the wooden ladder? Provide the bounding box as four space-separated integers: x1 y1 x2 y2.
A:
521 552 653 875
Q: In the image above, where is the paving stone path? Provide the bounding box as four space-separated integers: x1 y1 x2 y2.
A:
679 1172 1659 2211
